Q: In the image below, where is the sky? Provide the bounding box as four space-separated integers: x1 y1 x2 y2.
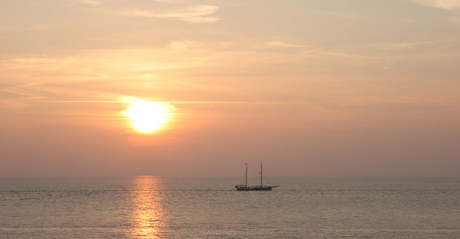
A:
1 0 459 177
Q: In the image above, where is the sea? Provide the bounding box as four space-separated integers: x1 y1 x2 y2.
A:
0 177 459 238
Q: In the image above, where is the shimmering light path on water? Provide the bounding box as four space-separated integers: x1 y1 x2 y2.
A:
0 177 459 238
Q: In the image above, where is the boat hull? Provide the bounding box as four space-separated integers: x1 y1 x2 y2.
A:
235 185 278 191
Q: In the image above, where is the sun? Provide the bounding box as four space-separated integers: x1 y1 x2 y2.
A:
124 101 170 134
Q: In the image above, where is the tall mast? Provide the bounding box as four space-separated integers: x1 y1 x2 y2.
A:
260 162 263 187
245 163 248 187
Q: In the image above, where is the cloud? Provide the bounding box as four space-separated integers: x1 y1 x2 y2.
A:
80 0 100 5
264 41 307 48
153 0 181 3
320 11 359 19
167 40 201 51
125 5 219 22
408 0 460 9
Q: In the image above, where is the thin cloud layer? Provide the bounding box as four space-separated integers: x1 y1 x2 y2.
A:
409 0 460 9
80 0 100 5
153 0 181 3
264 41 307 48
126 5 219 22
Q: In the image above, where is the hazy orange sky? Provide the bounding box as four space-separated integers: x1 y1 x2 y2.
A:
1 0 459 177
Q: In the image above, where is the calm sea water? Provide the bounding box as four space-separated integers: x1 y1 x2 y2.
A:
0 177 459 238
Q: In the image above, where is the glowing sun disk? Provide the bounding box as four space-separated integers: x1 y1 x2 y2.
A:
125 101 169 133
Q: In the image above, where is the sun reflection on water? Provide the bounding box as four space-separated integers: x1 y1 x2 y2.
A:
129 176 164 238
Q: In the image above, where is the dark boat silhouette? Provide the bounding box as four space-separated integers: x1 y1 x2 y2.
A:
235 162 279 191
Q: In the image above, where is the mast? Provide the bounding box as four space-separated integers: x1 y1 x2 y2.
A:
260 162 263 187
245 163 248 187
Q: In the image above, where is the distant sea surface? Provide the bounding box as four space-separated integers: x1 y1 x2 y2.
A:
1 177 459 238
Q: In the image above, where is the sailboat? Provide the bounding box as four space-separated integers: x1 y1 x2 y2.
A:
235 162 279 191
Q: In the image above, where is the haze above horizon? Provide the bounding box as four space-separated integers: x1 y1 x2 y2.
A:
1 0 459 177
